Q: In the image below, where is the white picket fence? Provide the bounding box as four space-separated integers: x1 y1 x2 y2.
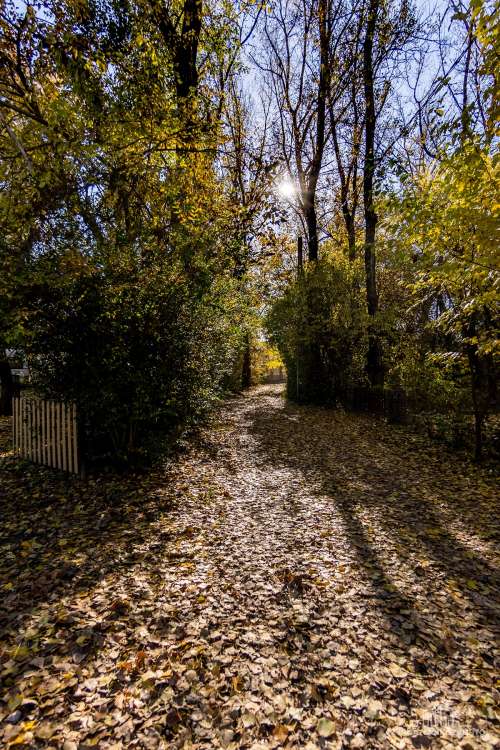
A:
12 396 79 474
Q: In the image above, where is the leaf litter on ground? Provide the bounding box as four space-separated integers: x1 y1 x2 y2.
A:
0 385 499 749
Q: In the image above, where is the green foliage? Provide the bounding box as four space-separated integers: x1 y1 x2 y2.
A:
399 145 499 356
388 143 498 359
26 254 245 465
382 140 499 456
1 0 498 462
266 252 366 403
0 0 253 464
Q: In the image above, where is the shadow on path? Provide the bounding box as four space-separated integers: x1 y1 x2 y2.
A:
246 390 500 633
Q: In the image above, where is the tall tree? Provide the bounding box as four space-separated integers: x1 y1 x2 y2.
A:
328 3 365 260
148 0 203 136
258 0 337 261
362 0 384 386
0 0 253 456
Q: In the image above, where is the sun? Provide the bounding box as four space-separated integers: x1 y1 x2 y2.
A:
277 178 296 199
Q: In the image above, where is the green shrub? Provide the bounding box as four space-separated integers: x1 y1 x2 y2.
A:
27 253 245 466
266 254 366 403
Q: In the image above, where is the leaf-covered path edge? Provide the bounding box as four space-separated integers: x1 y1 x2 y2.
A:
0 385 499 749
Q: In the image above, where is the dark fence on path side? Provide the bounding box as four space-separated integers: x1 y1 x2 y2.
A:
346 386 408 424
346 386 499 458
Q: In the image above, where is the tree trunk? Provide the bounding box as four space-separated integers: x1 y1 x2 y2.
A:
175 0 203 102
345 210 356 261
300 0 329 264
331 113 358 261
241 335 251 389
473 409 483 462
153 0 203 117
297 235 303 271
466 314 497 461
467 344 495 461
0 358 15 416
362 0 384 387
152 0 203 235
304 197 319 262
469 347 485 462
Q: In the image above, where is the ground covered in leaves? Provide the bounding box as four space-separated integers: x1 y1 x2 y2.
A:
1 385 499 749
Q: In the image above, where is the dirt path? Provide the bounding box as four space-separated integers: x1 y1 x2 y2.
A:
0 386 499 749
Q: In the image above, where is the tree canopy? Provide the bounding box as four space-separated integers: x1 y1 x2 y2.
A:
0 0 498 461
